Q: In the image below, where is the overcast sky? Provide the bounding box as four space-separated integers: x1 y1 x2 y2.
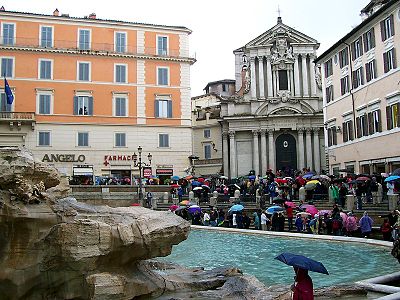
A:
3 0 370 95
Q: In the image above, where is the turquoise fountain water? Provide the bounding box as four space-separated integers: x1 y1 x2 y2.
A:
162 229 399 288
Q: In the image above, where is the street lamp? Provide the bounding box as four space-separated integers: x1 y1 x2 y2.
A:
188 155 199 176
133 146 152 206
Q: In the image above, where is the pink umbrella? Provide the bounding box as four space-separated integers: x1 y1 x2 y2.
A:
169 204 179 211
319 209 331 216
284 201 297 208
300 204 318 216
340 212 348 222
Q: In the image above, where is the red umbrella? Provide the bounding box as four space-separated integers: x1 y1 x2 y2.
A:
197 177 205 183
170 184 180 188
131 203 141 206
275 178 288 184
356 176 370 181
284 201 297 208
169 204 179 211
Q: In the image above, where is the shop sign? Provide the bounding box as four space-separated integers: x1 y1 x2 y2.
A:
143 167 152 178
42 154 85 163
156 165 173 169
156 168 173 176
103 154 134 166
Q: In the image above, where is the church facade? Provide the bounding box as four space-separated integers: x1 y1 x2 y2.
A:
220 17 325 178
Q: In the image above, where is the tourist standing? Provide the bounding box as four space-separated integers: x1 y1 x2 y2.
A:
253 211 260 230
381 219 392 241
291 267 313 300
203 211 210 226
359 211 373 238
345 212 358 237
286 204 294 231
261 211 269 231
295 214 303 232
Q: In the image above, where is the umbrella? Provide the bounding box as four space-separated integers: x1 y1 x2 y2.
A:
169 204 179 211
284 201 297 208
191 180 202 186
197 177 205 183
170 184 180 188
171 175 181 181
179 200 191 206
356 176 370 181
300 204 318 216
266 205 284 214
185 175 194 180
307 180 320 185
228 204 245 213
318 209 331 216
304 182 317 190
275 252 329 275
193 187 203 191
340 212 348 222
201 184 211 190
188 205 202 214
385 175 400 182
275 178 288 184
297 211 311 217
220 175 228 179
248 175 256 180
319 174 331 181
130 203 141 206
302 174 314 179
229 184 241 190
311 175 321 180
392 169 400 176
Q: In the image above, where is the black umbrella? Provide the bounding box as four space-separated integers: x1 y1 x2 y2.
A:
393 168 400 176
275 252 329 275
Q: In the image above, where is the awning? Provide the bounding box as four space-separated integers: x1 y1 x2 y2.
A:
73 167 93 176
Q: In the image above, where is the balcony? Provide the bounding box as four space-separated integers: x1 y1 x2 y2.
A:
0 37 195 61
0 112 36 130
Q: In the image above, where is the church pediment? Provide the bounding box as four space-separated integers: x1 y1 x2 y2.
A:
243 20 318 49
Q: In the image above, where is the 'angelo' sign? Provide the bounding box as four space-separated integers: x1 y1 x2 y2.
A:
42 154 86 163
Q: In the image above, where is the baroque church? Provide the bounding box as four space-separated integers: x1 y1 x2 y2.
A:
220 17 325 178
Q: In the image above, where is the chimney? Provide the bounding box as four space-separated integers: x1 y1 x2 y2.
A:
53 8 59 16
89 13 96 19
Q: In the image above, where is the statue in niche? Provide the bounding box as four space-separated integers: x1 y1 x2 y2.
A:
270 37 294 64
315 64 322 89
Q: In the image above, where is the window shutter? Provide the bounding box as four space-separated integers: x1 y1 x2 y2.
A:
359 36 363 55
390 14 395 36
386 106 392 130
339 51 343 68
352 70 357 88
360 67 364 85
327 129 332 147
363 33 367 52
349 120 354 140
397 103 400 128
377 109 382 132
333 127 337 145
167 100 172 118
356 117 361 138
351 42 356 60
88 97 93 115
368 112 373 135
371 27 376 48
73 96 78 115
393 48 397 69
380 20 385 41
363 115 369 136
342 122 347 143
365 63 370 82
383 52 389 73
40 61 45 78
155 100 159 117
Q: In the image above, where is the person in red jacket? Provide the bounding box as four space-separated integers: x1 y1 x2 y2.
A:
381 218 392 241
291 267 314 300
286 205 294 231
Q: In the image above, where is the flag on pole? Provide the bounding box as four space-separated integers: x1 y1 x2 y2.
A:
4 77 14 104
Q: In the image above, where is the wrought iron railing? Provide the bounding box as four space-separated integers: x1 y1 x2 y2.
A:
0 112 35 121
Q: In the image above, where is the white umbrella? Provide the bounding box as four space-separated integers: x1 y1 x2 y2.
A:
193 187 203 191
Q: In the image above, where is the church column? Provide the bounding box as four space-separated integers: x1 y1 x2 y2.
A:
313 128 321 173
305 128 312 169
268 129 275 172
309 54 317 97
258 56 265 98
250 57 257 99
294 54 301 97
253 130 260 175
222 132 229 176
289 69 295 96
297 128 305 170
301 54 309 97
229 131 237 178
266 56 273 98
260 129 267 176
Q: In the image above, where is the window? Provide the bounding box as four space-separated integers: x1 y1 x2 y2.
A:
155 99 172 118
324 59 333 77
340 76 350 95
386 103 400 130
0 93 12 112
204 144 212 159
159 134 169 147
368 109 382 135
204 129 211 138
339 48 349 68
78 62 90 81
326 85 334 103
157 36 168 56
40 26 53 48
381 14 395 41
2 23 15 45
278 70 288 90
365 60 377 82
352 67 364 89
363 28 375 52
78 29 90 50
327 127 337 147
77 132 89 147
38 94 51 114
115 32 126 53
73 96 93 115
356 114 368 138
115 133 126 147
114 97 127 117
115 64 127 83
351 37 363 60
39 60 52 79
38 131 50 146
222 84 227 92
383 48 397 73
157 67 169 85
1 57 13 77
342 120 354 143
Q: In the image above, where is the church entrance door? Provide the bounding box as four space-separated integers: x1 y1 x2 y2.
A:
275 133 297 173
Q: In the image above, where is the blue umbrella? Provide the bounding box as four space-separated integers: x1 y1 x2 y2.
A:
171 175 181 181
191 180 202 186
385 175 400 182
275 252 329 275
228 204 244 213
266 205 284 214
248 175 256 180
302 174 314 179
188 205 201 214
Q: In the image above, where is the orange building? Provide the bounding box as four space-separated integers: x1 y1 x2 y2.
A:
0 8 195 183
